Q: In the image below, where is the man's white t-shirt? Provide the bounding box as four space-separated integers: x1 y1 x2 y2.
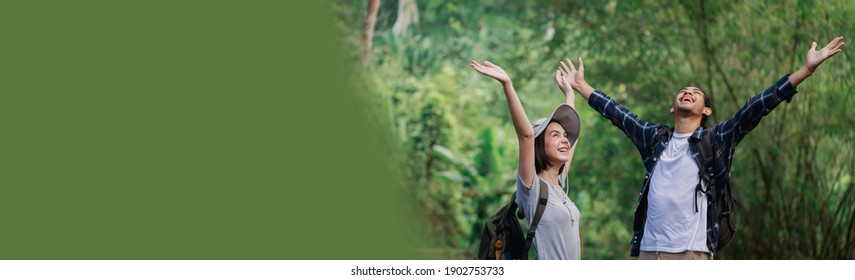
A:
640 132 708 253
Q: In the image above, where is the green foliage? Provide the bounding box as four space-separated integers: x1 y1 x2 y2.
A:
335 0 855 259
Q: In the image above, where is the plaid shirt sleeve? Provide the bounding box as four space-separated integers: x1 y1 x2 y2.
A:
716 74 798 147
587 90 666 154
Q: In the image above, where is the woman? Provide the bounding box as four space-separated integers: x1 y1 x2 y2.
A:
470 59 582 259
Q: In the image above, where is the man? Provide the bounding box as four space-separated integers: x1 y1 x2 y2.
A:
556 36 844 259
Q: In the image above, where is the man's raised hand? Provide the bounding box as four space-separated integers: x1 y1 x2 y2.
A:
558 57 586 91
555 62 573 95
806 36 844 73
557 57 595 99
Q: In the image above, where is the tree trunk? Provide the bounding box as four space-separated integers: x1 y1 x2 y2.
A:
392 0 419 37
362 0 381 67
544 8 555 41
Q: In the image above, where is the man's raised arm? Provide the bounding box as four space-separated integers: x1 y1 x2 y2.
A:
556 56 665 155
718 36 845 147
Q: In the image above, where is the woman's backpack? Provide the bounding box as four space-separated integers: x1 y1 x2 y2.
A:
475 181 548 260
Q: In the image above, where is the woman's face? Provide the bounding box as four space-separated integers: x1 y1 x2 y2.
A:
543 122 571 166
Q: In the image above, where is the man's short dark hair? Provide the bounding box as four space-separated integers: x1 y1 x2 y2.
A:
698 87 712 128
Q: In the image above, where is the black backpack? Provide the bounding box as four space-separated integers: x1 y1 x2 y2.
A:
474 180 548 260
652 127 737 251
695 128 737 250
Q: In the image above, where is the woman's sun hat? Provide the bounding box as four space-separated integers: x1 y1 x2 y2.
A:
531 104 581 145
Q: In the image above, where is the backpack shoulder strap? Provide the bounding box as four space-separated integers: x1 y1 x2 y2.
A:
523 180 549 254
650 127 671 151
698 128 715 181
692 128 716 212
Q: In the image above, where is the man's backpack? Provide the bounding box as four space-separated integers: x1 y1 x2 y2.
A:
475 180 548 260
695 128 737 251
653 127 737 251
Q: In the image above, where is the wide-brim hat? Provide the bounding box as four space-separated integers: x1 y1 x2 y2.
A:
531 104 581 145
